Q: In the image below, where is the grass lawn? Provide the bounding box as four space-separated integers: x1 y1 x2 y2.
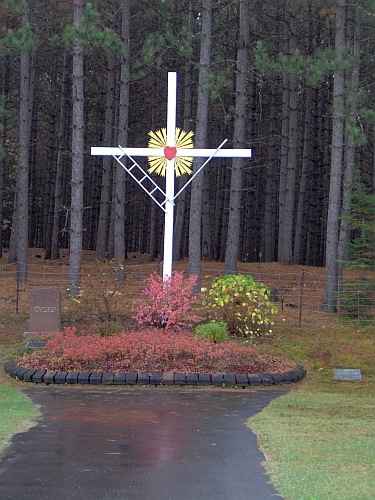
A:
249 390 375 500
0 384 40 460
0 314 41 461
248 325 375 500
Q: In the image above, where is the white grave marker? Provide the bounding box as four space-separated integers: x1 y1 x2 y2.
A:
334 368 362 380
91 72 252 280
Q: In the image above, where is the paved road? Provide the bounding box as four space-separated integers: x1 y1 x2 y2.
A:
0 386 287 500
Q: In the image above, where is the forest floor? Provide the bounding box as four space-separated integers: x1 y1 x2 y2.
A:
0 247 339 328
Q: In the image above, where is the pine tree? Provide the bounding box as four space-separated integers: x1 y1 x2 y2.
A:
64 1 121 290
224 0 249 274
337 177 375 319
342 178 375 273
66 0 85 293
188 0 212 291
6 1 36 279
321 0 347 312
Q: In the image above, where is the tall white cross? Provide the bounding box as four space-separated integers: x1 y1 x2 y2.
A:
91 72 252 280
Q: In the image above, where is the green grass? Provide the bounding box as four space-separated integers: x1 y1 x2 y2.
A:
249 390 375 500
0 315 40 461
0 384 40 461
248 324 375 500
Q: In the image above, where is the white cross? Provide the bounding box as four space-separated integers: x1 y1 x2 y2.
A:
91 72 252 280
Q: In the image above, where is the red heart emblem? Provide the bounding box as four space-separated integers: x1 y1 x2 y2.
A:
164 146 177 160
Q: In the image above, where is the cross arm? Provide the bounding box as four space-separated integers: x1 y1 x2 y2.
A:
184 148 252 158
91 147 164 157
91 147 252 158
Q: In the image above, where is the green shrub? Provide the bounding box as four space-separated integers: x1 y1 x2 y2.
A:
94 320 124 337
203 274 278 337
195 321 228 343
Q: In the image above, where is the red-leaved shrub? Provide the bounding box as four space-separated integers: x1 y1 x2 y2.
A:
132 271 201 331
16 326 294 374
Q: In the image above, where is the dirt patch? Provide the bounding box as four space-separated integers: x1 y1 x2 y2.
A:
0 248 368 335
307 347 333 366
0 248 334 327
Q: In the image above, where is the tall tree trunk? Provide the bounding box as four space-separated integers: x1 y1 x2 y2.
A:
96 50 115 260
188 0 212 290
9 2 34 279
293 86 313 264
262 86 279 262
201 172 212 259
276 17 291 266
293 2 314 265
173 0 193 262
305 89 319 265
213 163 226 261
107 165 116 259
224 0 249 274
44 79 58 259
114 0 130 279
51 51 69 260
148 74 158 263
107 71 120 260
29 101 38 247
67 0 85 292
0 55 10 259
322 0 346 312
338 5 361 271
278 8 298 265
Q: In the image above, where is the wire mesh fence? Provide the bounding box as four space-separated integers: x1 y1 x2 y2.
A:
336 276 375 322
0 259 373 328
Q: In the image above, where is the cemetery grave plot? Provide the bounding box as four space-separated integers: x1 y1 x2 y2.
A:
27 288 61 335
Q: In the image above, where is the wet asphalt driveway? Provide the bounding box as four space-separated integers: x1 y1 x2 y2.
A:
0 386 287 500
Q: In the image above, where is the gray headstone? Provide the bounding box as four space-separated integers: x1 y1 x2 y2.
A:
25 341 46 349
29 288 61 334
334 368 362 381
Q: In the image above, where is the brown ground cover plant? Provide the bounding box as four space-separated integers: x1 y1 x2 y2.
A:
18 327 293 374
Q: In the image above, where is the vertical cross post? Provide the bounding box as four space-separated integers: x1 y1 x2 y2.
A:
163 73 177 280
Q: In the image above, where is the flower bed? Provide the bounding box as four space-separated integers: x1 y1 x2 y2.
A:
18 327 293 375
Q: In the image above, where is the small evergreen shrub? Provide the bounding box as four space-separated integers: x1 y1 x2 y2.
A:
203 274 278 337
132 271 201 331
336 277 375 320
336 175 375 319
195 321 228 343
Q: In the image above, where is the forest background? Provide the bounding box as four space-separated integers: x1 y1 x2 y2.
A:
0 0 373 312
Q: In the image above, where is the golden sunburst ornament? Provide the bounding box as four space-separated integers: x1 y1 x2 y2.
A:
147 128 194 177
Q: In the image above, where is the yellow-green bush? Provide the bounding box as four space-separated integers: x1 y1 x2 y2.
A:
203 274 278 337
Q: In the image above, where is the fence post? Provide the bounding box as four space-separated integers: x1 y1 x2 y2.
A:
357 277 360 324
16 261 20 314
298 270 305 327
